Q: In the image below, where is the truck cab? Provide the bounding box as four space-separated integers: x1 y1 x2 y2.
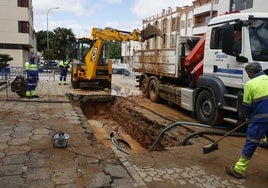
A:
204 12 268 89
197 12 268 124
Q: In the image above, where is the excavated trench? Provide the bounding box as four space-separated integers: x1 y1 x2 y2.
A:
75 95 210 153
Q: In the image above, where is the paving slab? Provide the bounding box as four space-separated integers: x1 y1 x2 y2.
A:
0 74 267 187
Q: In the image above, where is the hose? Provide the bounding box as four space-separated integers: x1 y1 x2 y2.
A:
180 130 246 146
110 121 234 154
147 121 227 152
110 132 131 155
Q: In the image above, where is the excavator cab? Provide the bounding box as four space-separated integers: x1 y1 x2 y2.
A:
71 37 112 89
75 37 93 62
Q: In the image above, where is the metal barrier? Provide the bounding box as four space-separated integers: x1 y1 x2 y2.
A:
0 66 56 81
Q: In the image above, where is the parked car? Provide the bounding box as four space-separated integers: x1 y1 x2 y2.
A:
112 68 131 76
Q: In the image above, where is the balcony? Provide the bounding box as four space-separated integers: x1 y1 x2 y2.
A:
194 1 218 16
193 24 208 36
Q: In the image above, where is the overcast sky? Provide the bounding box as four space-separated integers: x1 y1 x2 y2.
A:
32 0 193 37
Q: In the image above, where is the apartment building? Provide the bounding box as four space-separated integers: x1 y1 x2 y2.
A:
122 0 267 65
142 7 182 49
0 0 36 67
121 40 141 65
218 0 268 15
192 0 218 36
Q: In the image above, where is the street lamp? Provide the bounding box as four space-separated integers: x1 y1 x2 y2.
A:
46 7 60 50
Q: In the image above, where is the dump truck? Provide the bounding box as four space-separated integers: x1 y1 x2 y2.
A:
133 12 268 126
71 25 161 89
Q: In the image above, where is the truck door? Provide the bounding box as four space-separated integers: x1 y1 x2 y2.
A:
204 23 245 89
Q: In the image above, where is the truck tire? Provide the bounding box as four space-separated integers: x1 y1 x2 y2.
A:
149 77 160 103
141 76 149 98
196 90 223 126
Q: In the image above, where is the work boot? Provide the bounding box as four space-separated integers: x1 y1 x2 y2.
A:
225 166 244 179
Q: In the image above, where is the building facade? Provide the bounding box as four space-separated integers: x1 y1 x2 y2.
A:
0 0 36 67
122 0 267 65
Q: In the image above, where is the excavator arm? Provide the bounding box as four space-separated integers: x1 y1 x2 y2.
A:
85 26 162 81
71 25 162 89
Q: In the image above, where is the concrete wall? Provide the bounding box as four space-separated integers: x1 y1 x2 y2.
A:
0 0 35 67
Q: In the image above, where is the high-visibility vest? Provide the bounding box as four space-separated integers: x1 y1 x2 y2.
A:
25 61 38 71
243 73 268 122
59 61 69 67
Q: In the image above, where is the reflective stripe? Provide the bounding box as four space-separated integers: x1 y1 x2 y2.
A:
246 136 259 144
254 113 268 119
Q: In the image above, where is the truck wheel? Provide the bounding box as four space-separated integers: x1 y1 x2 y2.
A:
149 77 160 103
141 76 149 98
196 90 223 126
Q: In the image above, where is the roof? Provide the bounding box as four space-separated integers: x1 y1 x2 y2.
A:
208 12 268 26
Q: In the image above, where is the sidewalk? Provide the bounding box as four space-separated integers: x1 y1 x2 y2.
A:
0 76 138 188
0 75 267 187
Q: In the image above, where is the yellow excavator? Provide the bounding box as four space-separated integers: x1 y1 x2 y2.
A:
71 25 161 89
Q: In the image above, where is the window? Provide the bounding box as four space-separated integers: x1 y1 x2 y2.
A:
18 21 29 33
210 27 223 49
249 18 268 61
230 0 253 12
170 34 176 47
171 18 177 31
162 19 167 33
181 20 186 29
188 18 193 28
17 0 29 7
210 24 242 55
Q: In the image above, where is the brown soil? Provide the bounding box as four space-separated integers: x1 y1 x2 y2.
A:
80 95 207 153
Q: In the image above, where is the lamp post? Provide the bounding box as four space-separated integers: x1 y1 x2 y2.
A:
210 0 214 20
46 7 60 50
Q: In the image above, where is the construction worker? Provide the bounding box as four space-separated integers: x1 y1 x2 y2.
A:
25 54 39 98
58 60 70 85
226 62 268 179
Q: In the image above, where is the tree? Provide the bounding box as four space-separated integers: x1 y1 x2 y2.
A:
36 27 76 61
105 41 122 59
0 54 13 71
52 27 76 61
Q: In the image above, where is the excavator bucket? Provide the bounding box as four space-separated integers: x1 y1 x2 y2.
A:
141 25 163 41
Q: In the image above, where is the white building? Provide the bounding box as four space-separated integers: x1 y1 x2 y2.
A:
0 0 36 67
121 0 267 66
121 40 142 66
218 0 268 15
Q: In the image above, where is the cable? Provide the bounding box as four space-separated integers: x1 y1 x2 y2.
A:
66 147 101 160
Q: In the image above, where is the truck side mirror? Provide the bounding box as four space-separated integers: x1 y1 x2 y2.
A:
222 25 248 63
222 26 235 55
